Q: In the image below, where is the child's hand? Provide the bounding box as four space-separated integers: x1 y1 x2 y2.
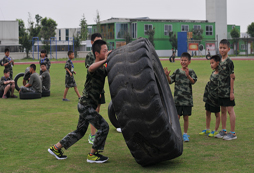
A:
70 73 73 76
184 68 189 76
230 93 234 100
74 71 76 75
105 50 112 61
164 67 171 76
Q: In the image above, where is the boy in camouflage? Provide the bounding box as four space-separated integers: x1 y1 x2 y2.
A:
2 48 14 79
39 50 51 75
214 39 237 140
48 40 111 163
164 52 197 142
40 63 51 91
85 33 109 144
199 55 221 137
0 69 17 98
62 51 81 101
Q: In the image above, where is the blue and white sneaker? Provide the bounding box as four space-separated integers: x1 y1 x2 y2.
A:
183 134 190 142
223 132 237 140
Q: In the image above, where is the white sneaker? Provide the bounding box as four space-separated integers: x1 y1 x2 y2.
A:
116 128 122 133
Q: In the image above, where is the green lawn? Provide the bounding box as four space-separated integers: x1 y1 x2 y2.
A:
0 60 253 173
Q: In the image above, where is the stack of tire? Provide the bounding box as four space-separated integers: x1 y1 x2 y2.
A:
107 38 183 166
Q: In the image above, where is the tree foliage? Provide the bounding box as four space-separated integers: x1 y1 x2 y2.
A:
169 31 177 50
73 34 81 58
247 22 254 37
22 33 33 58
79 14 88 41
16 19 26 51
146 27 155 47
191 28 203 40
230 27 240 55
94 10 101 33
124 32 132 44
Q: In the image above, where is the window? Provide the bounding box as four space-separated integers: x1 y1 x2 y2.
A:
181 25 189 32
164 24 172 35
206 25 213 35
65 29 69 41
131 23 137 38
116 23 128 39
144 24 153 35
193 25 201 30
59 30 61 41
241 44 246 50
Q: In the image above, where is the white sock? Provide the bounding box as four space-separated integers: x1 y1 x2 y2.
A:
184 133 187 135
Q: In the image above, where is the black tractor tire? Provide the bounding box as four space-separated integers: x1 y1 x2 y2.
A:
14 73 24 92
107 38 183 166
42 90 50 97
108 100 120 128
19 91 41 99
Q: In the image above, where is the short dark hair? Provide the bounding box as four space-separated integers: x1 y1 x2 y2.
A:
92 40 107 56
40 49 48 57
4 69 10 74
181 52 191 61
91 33 102 41
210 55 221 62
30 64 36 71
68 51 73 56
4 48 9 53
220 39 230 48
40 63 46 66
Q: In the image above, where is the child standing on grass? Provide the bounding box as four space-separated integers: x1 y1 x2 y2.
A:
39 50 51 75
199 55 221 137
164 52 197 142
2 48 14 79
48 40 111 163
62 51 81 101
0 69 17 98
215 39 237 140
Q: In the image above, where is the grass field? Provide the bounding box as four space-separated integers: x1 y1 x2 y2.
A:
1 59 254 173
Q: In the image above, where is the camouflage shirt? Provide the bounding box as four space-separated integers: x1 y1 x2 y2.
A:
169 68 197 106
203 72 219 107
2 56 13 70
79 66 107 109
85 51 95 68
0 76 11 87
218 57 234 98
64 59 74 76
39 57 51 70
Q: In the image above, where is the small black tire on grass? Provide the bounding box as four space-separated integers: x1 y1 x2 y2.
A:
42 90 50 97
108 100 120 128
14 73 24 92
107 38 183 166
19 91 41 99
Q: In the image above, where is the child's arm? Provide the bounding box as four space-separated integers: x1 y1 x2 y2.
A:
230 74 235 100
65 68 73 76
185 68 197 84
164 67 171 83
88 51 111 73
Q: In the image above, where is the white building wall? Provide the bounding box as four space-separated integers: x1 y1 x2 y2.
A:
55 28 80 41
0 21 19 45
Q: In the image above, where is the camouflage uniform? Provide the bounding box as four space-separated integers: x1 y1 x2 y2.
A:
203 72 220 113
41 70 51 91
64 59 77 88
2 56 13 79
60 66 109 151
218 57 235 106
170 68 197 115
85 51 105 104
39 57 51 75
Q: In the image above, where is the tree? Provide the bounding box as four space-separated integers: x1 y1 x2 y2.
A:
73 34 81 58
40 17 58 53
27 13 41 38
124 32 132 44
94 10 101 33
22 33 33 58
35 14 42 26
146 27 155 47
80 14 88 41
247 22 254 37
169 31 177 50
191 28 203 40
230 27 240 55
16 19 26 51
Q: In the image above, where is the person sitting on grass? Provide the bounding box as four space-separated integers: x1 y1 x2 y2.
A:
164 52 198 142
62 51 81 101
199 55 221 137
39 49 51 75
40 63 50 91
19 64 42 94
48 40 111 163
0 69 17 98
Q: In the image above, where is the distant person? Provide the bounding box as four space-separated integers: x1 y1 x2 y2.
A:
62 51 81 101
0 69 17 98
39 50 51 75
19 64 42 94
164 52 197 142
2 48 14 79
206 49 211 60
40 63 51 91
169 51 176 63
199 55 221 137
215 39 237 140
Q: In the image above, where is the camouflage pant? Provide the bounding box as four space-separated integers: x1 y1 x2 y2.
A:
65 75 77 88
20 86 36 93
60 103 109 151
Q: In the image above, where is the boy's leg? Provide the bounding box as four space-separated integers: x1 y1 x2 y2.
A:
183 115 189 134
74 86 81 98
221 106 227 130
215 112 220 131
227 106 236 132
10 83 15 95
63 88 69 99
3 84 10 96
206 110 211 130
